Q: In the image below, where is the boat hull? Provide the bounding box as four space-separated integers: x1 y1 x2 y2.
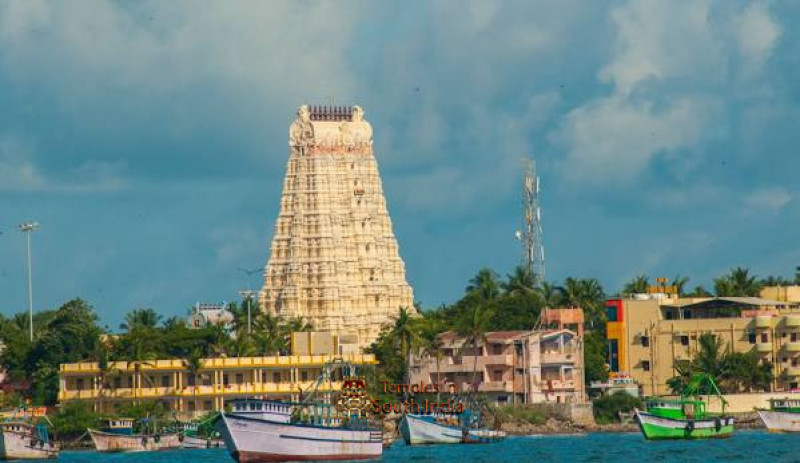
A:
399 414 505 445
0 429 58 460
758 410 800 432
635 409 734 440
216 413 382 462
400 415 463 445
180 434 225 449
88 429 180 452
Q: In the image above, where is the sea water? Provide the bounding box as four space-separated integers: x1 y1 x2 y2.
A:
57 431 799 462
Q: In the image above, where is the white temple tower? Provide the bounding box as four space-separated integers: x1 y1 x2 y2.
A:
259 104 415 349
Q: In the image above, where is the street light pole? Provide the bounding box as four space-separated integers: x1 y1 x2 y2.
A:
19 222 40 342
239 289 256 334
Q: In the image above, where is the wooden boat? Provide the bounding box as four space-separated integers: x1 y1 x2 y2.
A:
758 398 800 432
0 421 59 460
400 412 506 445
175 422 224 449
635 373 733 440
88 418 180 452
215 399 383 462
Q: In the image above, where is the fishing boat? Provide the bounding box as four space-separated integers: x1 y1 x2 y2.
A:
400 410 506 445
0 420 59 460
757 398 800 432
634 373 733 440
175 422 224 449
215 398 383 462
88 417 180 452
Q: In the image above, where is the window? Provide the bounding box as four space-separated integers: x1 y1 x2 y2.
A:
748 332 757 344
665 311 674 320
640 335 650 347
76 378 85 390
605 306 618 322
301 371 308 381
236 373 244 384
792 333 798 343
680 336 689 346
642 361 651 371
114 377 122 389
273 372 281 383
792 382 798 390
761 332 769 343
608 340 619 372
161 376 169 387
203 400 213 411
683 309 692 319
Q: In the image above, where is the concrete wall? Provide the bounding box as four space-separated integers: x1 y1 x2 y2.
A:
700 392 800 414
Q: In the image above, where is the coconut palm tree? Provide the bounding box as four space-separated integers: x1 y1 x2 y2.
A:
671 275 690 296
714 267 762 297
455 303 494 395
536 282 565 309
120 308 161 331
466 268 501 301
503 265 537 296
622 275 649 295
388 307 419 398
417 318 445 402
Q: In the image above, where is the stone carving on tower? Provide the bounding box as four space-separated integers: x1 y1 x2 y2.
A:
259 104 415 349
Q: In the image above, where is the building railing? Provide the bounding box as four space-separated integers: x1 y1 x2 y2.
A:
60 354 377 374
58 381 343 401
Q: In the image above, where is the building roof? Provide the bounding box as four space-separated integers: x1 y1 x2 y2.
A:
662 296 792 309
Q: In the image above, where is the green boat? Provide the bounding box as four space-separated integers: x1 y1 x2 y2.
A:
634 374 734 440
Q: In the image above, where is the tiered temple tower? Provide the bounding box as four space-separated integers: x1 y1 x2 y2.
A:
259 104 414 349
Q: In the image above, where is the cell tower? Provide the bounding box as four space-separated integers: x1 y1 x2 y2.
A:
516 158 545 287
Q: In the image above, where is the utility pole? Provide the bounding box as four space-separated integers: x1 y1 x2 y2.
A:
239 289 256 334
18 222 40 342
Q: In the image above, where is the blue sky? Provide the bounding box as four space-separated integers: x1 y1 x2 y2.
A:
0 0 798 328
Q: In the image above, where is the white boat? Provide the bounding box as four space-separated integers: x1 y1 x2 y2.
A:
758 398 800 432
0 421 59 460
88 417 181 452
180 433 224 449
399 413 506 445
215 399 383 462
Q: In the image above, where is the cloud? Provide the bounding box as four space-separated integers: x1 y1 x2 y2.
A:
733 2 781 66
0 134 45 191
745 187 792 212
552 0 781 188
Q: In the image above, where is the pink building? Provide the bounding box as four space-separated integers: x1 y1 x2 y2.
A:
409 329 586 405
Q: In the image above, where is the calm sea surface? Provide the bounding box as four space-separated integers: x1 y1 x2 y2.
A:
57 431 800 462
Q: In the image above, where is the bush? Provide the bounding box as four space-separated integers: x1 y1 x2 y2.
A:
496 405 547 425
592 392 642 424
51 401 101 440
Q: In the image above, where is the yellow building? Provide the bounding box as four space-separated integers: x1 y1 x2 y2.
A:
605 290 800 396
58 332 376 417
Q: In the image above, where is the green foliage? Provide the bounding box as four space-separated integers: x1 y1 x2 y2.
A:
495 405 547 425
51 401 101 439
668 333 773 394
622 275 649 295
584 330 609 386
592 392 643 424
714 267 762 297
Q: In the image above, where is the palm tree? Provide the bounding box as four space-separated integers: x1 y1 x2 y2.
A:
671 275 690 296
795 266 800 285
536 282 565 309
120 308 161 331
688 286 712 297
761 275 791 287
389 307 419 399
417 318 444 402
455 304 494 395
183 349 205 413
503 266 536 296
622 275 649 295
466 268 501 300
714 267 762 297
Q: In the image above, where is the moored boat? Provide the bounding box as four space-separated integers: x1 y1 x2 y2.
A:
215 399 383 462
88 418 180 452
175 422 224 449
400 411 506 445
758 398 800 432
0 421 59 460
635 373 733 440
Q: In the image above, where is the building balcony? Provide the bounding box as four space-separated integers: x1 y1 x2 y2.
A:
786 315 800 328
755 315 773 329
478 381 515 393
482 354 514 366
755 342 773 353
786 342 800 353
543 379 575 390
541 352 577 364
785 367 800 377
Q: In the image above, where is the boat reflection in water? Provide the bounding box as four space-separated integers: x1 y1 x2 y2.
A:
216 398 382 462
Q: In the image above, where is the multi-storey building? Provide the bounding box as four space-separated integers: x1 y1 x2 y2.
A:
58 332 375 418
606 288 800 396
409 327 586 405
259 105 414 350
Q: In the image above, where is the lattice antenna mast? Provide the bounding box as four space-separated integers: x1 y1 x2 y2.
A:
517 158 545 287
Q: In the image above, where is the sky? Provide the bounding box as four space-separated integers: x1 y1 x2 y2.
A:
0 0 798 328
